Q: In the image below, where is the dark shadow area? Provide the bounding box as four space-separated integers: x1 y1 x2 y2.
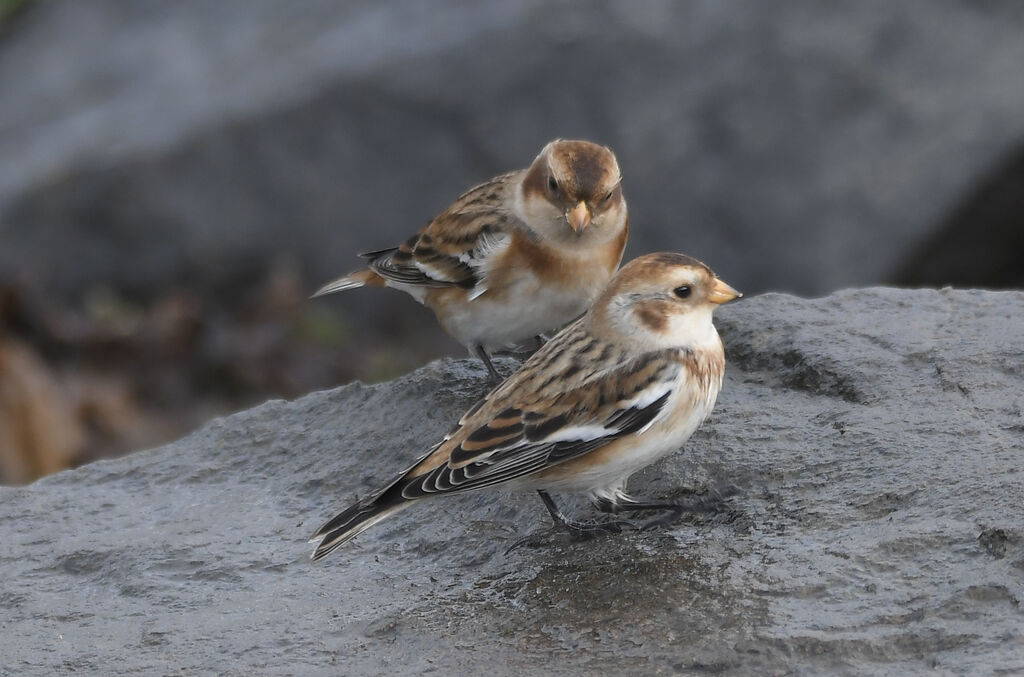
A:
892 146 1024 289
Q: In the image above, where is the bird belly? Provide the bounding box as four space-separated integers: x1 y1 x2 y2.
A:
432 274 602 350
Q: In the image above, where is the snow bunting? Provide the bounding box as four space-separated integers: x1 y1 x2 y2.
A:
309 252 740 560
312 139 629 379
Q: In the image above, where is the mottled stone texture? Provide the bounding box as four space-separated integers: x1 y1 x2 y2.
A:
2 289 1022 675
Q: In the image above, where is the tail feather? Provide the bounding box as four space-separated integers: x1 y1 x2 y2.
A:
310 269 384 298
309 495 410 561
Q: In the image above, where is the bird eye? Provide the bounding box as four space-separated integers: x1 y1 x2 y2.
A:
547 176 559 193
673 285 691 299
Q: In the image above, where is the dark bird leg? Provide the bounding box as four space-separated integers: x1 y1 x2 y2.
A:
473 344 501 381
506 490 630 553
538 490 631 535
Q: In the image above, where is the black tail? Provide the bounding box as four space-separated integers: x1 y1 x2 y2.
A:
309 492 409 561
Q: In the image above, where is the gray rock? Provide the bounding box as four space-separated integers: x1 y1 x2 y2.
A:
2 288 1022 675
3 0 1024 302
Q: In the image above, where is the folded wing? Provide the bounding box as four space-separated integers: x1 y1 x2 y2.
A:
363 175 516 293
396 353 682 499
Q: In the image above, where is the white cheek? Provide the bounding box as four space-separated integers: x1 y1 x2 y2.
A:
588 203 627 243
664 308 717 349
514 188 562 235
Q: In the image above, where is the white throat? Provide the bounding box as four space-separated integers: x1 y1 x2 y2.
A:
601 299 720 352
663 309 719 351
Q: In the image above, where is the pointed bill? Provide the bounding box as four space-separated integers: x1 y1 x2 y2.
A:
567 201 591 233
708 278 741 304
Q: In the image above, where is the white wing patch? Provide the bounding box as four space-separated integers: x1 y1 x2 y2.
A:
464 230 511 302
467 284 489 302
415 258 462 284
467 377 677 467
543 379 676 444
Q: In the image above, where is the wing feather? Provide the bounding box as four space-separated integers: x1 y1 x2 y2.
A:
395 354 680 499
362 174 517 292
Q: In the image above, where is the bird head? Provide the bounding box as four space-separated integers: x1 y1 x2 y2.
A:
520 139 626 242
590 252 741 350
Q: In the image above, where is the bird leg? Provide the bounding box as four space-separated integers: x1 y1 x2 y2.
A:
472 344 501 381
538 490 632 535
506 490 630 553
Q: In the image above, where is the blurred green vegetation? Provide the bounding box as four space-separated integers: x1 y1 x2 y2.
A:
0 0 31 24
290 305 350 348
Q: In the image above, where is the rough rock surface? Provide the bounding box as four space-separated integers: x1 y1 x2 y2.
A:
2 289 1022 675
3 0 1024 300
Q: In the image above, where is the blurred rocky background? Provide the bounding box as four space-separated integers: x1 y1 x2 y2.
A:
1 0 1022 483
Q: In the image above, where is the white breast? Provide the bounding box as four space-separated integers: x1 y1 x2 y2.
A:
442 269 604 350
528 363 722 501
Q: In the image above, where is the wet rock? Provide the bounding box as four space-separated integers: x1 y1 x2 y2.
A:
2 288 1023 674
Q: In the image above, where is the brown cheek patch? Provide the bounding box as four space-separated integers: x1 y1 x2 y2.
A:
635 302 671 333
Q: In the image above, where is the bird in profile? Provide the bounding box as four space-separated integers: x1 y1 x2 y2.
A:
309 252 741 560
312 139 629 379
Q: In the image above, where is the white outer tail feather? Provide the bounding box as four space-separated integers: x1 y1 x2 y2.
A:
308 503 409 561
310 276 365 298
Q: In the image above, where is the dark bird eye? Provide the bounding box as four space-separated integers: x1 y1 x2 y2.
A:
548 176 559 193
674 285 691 299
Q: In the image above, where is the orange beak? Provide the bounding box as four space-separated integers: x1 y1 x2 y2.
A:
708 278 742 304
567 201 591 233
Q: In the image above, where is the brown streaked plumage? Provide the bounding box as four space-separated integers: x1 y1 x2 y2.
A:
312 139 629 379
309 252 741 560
